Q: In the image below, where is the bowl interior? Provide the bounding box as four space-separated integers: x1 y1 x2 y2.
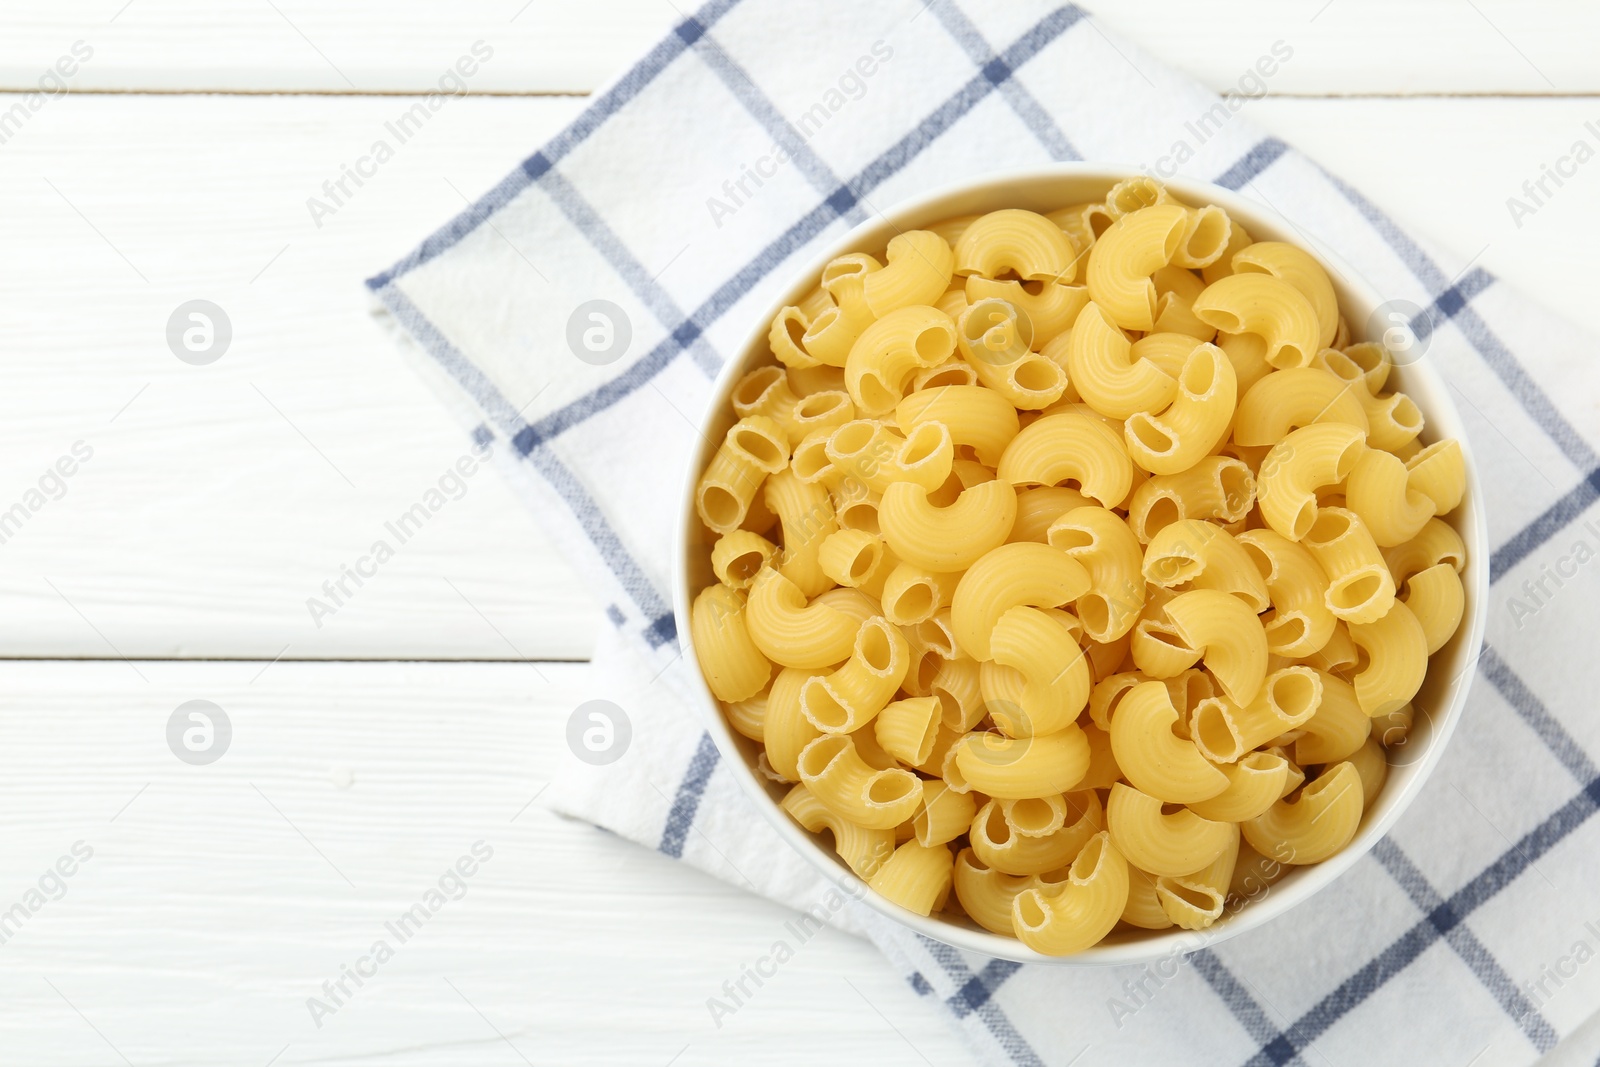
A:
674 165 1489 965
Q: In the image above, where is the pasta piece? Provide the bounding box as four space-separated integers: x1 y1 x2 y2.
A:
1193 273 1321 370
957 298 1069 409
1048 506 1147 642
1163 589 1269 706
1108 680 1228 804
691 583 772 702
987 606 1093 737
1302 506 1397 625
1236 529 1337 658
745 567 859 669
1189 666 1323 763
846 305 958 416
874 696 942 765
1347 600 1428 718
781 783 894 877
1401 562 1465 655
879 478 1017 572
1155 823 1239 930
955 208 1080 283
1126 455 1255 542
1187 751 1290 822
798 733 922 829
1010 486 1093 543
953 848 1032 935
869 840 954 916
970 795 1100 875
800 617 910 733
1257 423 1367 540
953 726 1090 799
895 383 1020 466
1087 203 1188 331
913 780 978 847
1067 301 1178 419
1106 783 1233 878
1232 367 1368 447
710 530 778 590
998 412 1134 508
862 230 954 317
1231 241 1339 350
1346 448 1436 547
1143 520 1270 612
1243 762 1363 865
1294 671 1371 764
950 542 1091 659
1012 832 1130 955
1124 342 1237 476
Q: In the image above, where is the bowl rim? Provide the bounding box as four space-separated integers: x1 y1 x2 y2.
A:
672 162 1490 966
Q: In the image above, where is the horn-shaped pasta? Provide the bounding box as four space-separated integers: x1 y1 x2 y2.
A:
1236 528 1337 658
957 298 1069 409
1106 783 1234 877
1233 367 1368 446
1294 672 1371 764
998 412 1134 507
950 542 1091 659
969 276 1092 344
1302 506 1397 625
1109 681 1229 804
732 365 804 432
1193 272 1321 370
895 383 1020 466
1151 269 1217 340
765 667 825 781
1243 762 1364 865
1142 520 1270 612
1124 342 1237 476
868 840 954 916
987 606 1092 737
846 305 958 416
766 468 839 597
879 478 1016 572
1187 750 1291 822
710 530 778 590
1190 666 1323 763
1315 348 1424 452
1257 422 1367 540
953 726 1090 799
799 617 909 733
862 230 954 317
1130 590 1203 680
1067 301 1178 418
1347 600 1428 717
872 695 941 765
971 792 1102 875
1346 448 1436 547
1231 241 1339 350
745 567 859 668
913 779 978 847
1126 455 1256 542
1087 203 1188 331
1163 589 1270 706
817 528 892 599
1401 562 1465 655
1009 486 1093 543
1122 866 1175 929
954 208 1080 283
1012 832 1130 955
1170 205 1234 270
879 560 959 625
797 733 922 829
953 848 1035 935
781 783 894 877
1155 822 1240 930
1383 517 1467 585
1105 176 1171 217
690 583 772 702
1405 439 1466 515
1048 506 1147 642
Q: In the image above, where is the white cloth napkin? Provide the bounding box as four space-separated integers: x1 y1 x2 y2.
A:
368 3 1600 1063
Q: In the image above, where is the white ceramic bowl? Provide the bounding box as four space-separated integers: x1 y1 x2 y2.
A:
673 164 1489 965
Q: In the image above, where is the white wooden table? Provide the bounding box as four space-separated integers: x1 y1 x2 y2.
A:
1 3 1595 1063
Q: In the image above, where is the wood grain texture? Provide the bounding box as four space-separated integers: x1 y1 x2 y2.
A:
0 0 1596 96
0 660 968 1066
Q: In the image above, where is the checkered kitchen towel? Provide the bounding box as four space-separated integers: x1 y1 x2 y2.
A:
368 3 1600 1063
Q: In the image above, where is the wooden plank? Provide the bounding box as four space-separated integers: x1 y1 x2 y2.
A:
0 660 970 1065
0 0 1596 96
1 93 1594 661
